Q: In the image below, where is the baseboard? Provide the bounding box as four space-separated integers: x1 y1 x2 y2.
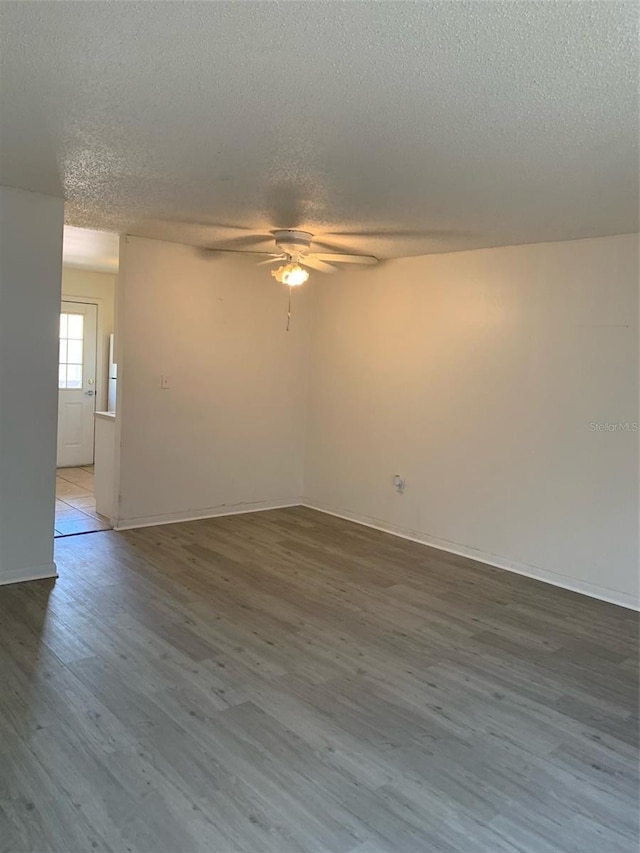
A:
302 501 640 611
0 562 58 587
114 499 302 531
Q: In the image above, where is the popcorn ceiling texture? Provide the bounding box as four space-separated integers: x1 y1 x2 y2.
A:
0 1 637 259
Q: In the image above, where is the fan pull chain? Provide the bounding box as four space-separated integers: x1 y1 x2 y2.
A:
286 286 292 332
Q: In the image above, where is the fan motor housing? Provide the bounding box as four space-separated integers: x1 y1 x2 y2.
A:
271 229 313 257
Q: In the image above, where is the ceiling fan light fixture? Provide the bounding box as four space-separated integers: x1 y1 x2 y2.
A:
271 262 309 286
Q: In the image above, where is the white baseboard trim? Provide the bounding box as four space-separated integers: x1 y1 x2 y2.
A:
114 499 302 532
302 501 640 611
0 562 58 587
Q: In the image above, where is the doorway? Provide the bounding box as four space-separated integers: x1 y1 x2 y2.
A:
53 231 119 539
56 299 110 536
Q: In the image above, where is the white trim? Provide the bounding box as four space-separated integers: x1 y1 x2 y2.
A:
302 501 640 611
0 563 58 586
114 499 302 531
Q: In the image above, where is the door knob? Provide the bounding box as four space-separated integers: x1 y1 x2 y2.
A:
84 390 95 396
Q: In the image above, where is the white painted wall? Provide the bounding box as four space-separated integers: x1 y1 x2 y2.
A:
112 232 638 607
61 267 116 412
114 236 309 528
305 234 639 608
0 186 64 584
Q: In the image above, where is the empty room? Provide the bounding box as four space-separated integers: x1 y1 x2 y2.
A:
0 3 638 853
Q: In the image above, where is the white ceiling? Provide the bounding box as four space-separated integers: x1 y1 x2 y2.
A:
1 2 637 259
62 226 119 273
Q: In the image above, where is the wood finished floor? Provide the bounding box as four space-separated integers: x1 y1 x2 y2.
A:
0 507 638 853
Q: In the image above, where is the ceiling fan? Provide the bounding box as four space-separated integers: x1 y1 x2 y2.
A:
208 229 378 286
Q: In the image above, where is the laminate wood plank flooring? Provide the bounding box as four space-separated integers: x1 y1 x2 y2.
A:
0 507 637 853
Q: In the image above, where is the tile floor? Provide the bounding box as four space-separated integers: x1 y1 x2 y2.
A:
55 465 111 537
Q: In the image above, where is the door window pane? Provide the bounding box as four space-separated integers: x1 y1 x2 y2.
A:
67 339 83 364
67 314 84 339
58 312 84 389
66 365 82 388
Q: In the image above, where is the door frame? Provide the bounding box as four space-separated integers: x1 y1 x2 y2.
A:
59 295 107 414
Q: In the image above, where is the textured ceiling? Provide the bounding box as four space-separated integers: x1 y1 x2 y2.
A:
1 1 637 259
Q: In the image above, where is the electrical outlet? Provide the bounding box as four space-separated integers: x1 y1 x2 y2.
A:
393 474 405 494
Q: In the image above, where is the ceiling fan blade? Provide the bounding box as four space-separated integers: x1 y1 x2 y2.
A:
202 249 283 258
325 229 456 239
309 238 356 253
311 253 378 265
205 223 259 234
256 255 286 266
205 246 280 258
206 233 273 250
301 256 338 274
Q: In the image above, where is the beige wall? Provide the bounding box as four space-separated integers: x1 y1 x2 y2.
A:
112 232 638 607
0 186 64 584
304 234 639 608
114 235 310 529
62 267 116 412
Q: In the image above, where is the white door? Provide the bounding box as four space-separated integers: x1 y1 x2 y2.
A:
57 301 98 467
